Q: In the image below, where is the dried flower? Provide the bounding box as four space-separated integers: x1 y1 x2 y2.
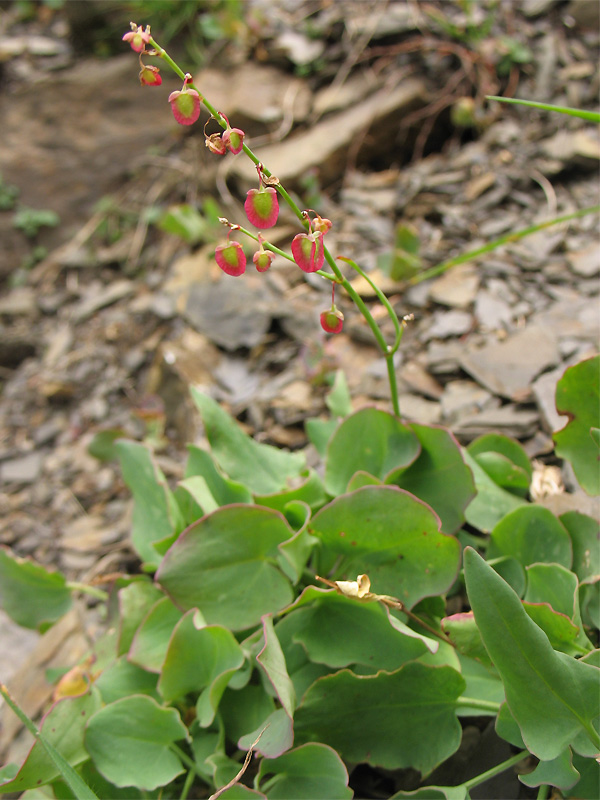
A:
205 132 227 155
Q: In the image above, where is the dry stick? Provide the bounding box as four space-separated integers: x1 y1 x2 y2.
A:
207 726 269 800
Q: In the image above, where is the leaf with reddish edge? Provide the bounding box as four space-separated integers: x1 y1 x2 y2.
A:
245 187 279 229
215 241 246 276
168 88 201 125
291 232 324 272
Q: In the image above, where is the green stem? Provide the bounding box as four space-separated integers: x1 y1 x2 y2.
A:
536 784 550 800
149 35 402 415
66 581 109 601
179 767 195 800
170 744 208 786
413 205 600 284
462 749 529 792
455 696 502 714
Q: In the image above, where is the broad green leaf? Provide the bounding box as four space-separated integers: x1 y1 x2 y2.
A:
325 371 353 418
519 747 579 790
523 603 582 654
486 556 526 596
568 753 600 799
467 433 532 476
525 563 593 652
191 389 305 494
256 743 352 799
294 663 465 774
85 696 188 790
128 595 184 672
189 720 224 785
441 612 492 667
553 355 600 495
289 589 433 669
156 506 294 630
462 451 526 532
116 580 164 656
388 424 476 534
495 702 525 748
310 486 461 610
325 408 420 496
305 418 337 457
238 707 294 759
0 689 101 795
0 547 71 631
471 452 530 497
560 511 600 582
455 653 504 716
463 547 600 759
94 656 159 704
219 685 276 746
255 469 327 514
257 616 295 718
346 471 382 490
116 441 184 566
158 610 244 726
87 428 126 462
277 515 318 584
185 445 253 506
488 505 572 569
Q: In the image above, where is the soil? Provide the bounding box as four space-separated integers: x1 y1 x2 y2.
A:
0 1 598 796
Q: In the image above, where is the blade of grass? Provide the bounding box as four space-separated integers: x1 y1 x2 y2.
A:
0 684 99 800
487 96 600 123
412 205 600 283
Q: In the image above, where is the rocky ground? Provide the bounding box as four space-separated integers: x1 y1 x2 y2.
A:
0 0 598 782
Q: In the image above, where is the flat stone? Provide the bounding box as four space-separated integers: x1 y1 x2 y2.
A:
398 394 442 425
440 380 496 425
429 263 480 309
453 405 540 441
475 289 513 331
460 324 560 401
567 243 600 277
541 128 600 169
423 310 472 340
232 78 425 188
71 280 134 323
0 452 43 484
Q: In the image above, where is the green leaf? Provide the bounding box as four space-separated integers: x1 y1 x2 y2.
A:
441 612 493 667
553 355 600 496
495 702 525 748
116 580 164 656
463 547 600 759
0 688 101 796
519 747 579 790
294 663 465 774
560 511 600 582
567 753 600 799
325 371 353 418
462 450 526 532
158 610 244 725
255 469 327 515
185 445 253 506
85 696 188 790
488 505 572 569
467 433 532 477
128 596 183 672
156 505 294 630
305 418 337 457
390 786 468 799
310 486 460 610
256 743 352 799
287 589 434 670
257 615 295 719
0 547 72 631
94 656 159 704
325 408 420 496
157 203 207 244
219 685 276 746
471 451 530 497
388 424 476 534
191 389 305 495
87 428 127 462
238 708 294 759
116 441 184 566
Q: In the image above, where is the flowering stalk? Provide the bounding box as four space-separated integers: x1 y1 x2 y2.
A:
145 32 404 417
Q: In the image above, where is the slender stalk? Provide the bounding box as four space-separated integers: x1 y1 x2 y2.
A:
149 35 403 415
170 743 208 785
66 581 109 601
454 696 502 714
462 749 529 792
536 784 550 800
179 767 195 800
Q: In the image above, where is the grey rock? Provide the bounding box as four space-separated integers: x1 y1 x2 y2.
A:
567 243 600 277
475 289 513 331
460 324 560 400
453 405 540 441
441 380 496 425
429 264 480 309
423 310 472 340
0 452 43 484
